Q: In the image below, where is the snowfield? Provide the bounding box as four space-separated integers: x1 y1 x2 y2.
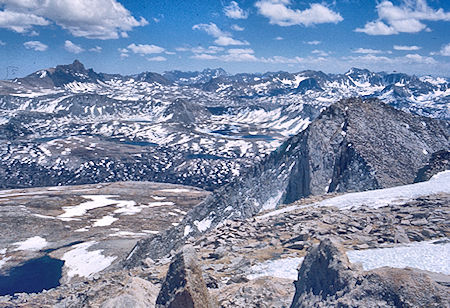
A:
347 239 450 275
260 170 450 218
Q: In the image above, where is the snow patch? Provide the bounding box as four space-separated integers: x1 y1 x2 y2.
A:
247 257 304 280
194 217 213 232
62 241 116 279
261 191 283 211
347 239 450 275
93 215 118 227
13 236 48 251
0 257 11 269
151 195 166 200
184 225 192 237
58 195 120 218
317 171 450 210
160 188 191 193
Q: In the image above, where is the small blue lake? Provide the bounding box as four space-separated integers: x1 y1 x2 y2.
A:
121 140 158 147
241 134 275 141
211 129 234 136
187 153 225 160
0 256 64 296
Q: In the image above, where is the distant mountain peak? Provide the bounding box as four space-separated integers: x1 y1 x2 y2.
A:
345 67 371 75
69 59 85 71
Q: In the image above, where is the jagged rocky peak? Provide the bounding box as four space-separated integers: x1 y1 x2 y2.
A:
344 67 383 85
415 150 450 183
54 59 86 73
285 97 449 200
18 59 103 88
122 97 449 264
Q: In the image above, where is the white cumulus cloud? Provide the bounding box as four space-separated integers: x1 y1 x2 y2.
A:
311 49 329 57
393 45 421 51
64 40 84 54
231 24 245 31
255 0 343 27
23 40 48 51
89 46 102 53
0 0 148 39
434 43 450 56
191 53 218 60
127 43 165 55
353 48 383 54
0 10 49 33
193 23 249 46
405 53 436 64
355 0 450 35
224 1 248 19
147 56 167 62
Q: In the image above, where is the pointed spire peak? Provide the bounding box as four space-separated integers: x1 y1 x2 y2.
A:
71 59 85 71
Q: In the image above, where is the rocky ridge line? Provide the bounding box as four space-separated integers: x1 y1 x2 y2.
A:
123 98 450 265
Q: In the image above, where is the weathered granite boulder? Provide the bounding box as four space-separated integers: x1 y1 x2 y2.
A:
290 239 449 307
156 246 215 308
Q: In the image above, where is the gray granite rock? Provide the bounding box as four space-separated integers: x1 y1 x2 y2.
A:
290 239 449 308
155 246 215 308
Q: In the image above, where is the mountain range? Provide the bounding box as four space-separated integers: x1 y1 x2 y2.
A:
0 60 448 191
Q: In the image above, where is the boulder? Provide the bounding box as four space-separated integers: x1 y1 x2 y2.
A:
290 239 449 307
290 238 358 306
156 246 215 308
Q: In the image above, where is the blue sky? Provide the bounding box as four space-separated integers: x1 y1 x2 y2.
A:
0 0 449 78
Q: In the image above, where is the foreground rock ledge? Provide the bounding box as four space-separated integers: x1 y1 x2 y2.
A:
290 239 449 308
156 245 215 308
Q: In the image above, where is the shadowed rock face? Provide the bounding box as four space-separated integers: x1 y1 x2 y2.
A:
156 246 215 308
290 239 450 308
122 98 449 265
415 150 450 183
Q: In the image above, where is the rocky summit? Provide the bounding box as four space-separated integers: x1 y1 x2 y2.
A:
1 186 448 307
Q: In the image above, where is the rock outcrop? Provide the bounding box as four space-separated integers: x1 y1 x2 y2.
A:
290 239 450 308
291 239 358 304
123 98 450 265
155 246 215 308
415 150 450 182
